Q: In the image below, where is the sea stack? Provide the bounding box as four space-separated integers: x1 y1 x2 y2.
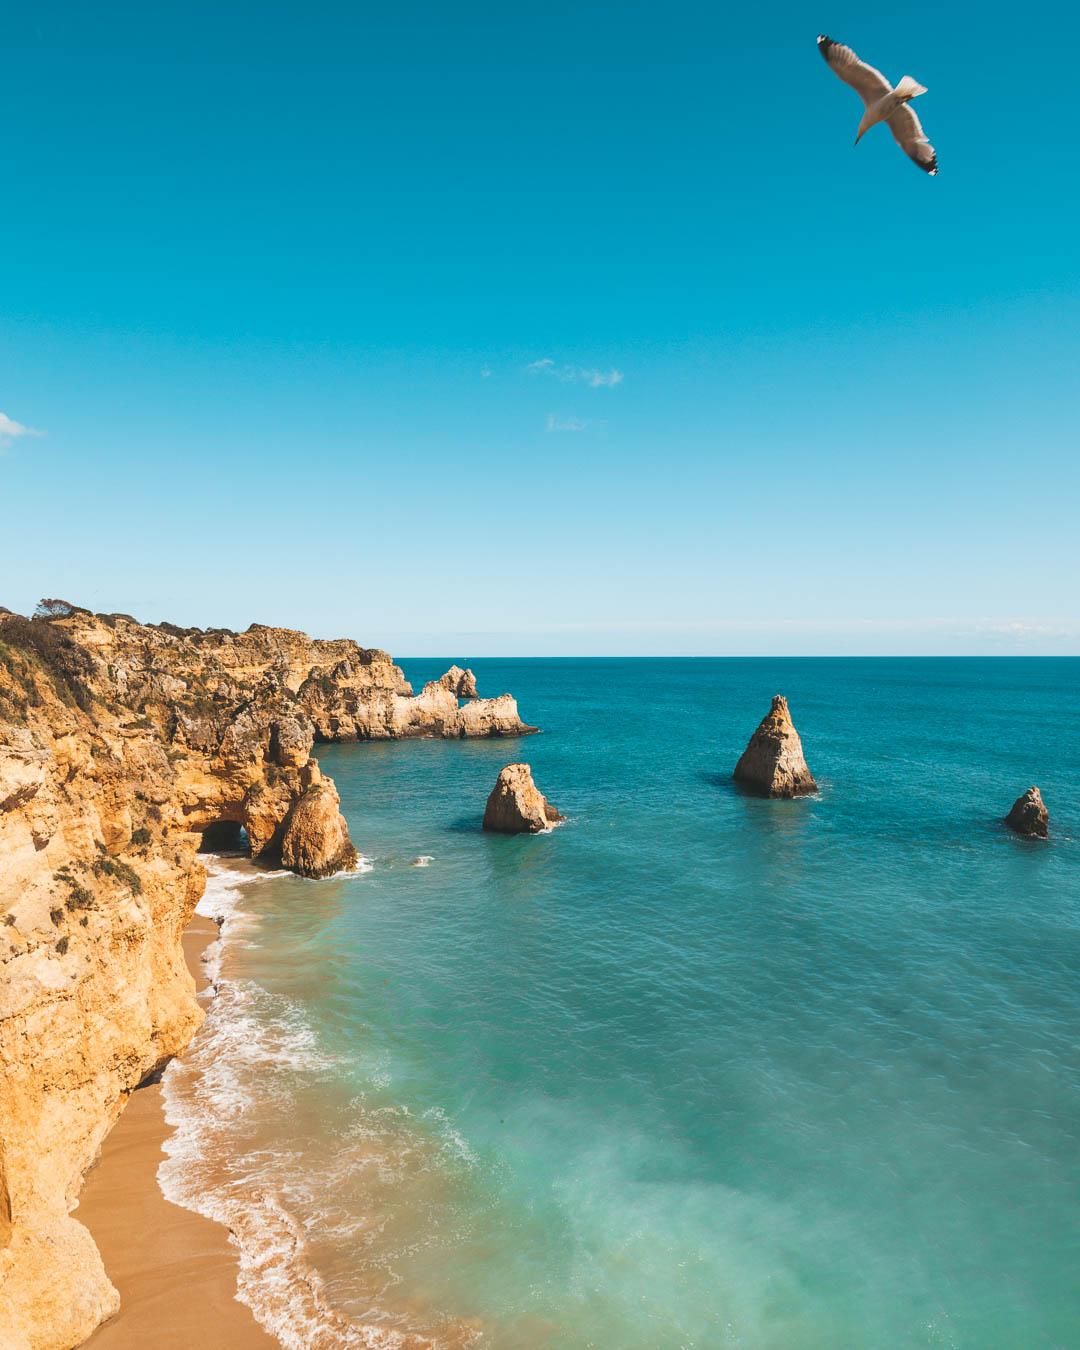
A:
483 763 564 834
733 695 818 798
280 781 359 877
1004 786 1049 839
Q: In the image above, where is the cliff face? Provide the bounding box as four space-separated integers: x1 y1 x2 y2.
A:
0 604 533 1348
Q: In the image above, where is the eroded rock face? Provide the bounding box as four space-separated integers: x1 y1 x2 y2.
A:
281 782 359 877
482 763 564 834
1005 786 1049 838
0 603 537 1346
437 665 478 699
733 695 818 798
297 660 533 741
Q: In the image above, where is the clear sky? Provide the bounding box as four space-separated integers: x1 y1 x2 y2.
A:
3 1 1078 654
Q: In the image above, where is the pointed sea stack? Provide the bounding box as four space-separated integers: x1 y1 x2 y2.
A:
437 665 478 699
483 763 564 834
733 695 818 798
280 780 359 877
1004 786 1049 839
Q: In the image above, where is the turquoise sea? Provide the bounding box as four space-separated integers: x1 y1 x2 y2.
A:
161 659 1080 1349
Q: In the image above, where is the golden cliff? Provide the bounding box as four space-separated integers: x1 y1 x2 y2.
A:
0 602 533 1348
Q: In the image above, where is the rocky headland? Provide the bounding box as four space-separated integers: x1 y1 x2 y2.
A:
0 601 533 1348
483 763 564 834
733 695 818 798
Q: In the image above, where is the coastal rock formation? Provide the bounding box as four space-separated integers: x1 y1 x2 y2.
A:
483 763 564 834
296 658 532 740
0 601 534 1348
733 695 818 798
1004 786 1049 839
280 779 358 877
437 665 478 699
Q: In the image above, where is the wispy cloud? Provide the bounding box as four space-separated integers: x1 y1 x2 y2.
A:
527 359 624 387
546 414 591 433
579 367 623 388
0 411 44 450
480 367 493 379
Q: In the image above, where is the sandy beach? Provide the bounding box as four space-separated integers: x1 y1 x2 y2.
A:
77 915 278 1349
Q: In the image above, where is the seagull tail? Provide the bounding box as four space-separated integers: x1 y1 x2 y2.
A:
894 76 928 100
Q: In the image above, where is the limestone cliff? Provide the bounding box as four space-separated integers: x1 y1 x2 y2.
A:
297 655 533 741
0 603 534 1348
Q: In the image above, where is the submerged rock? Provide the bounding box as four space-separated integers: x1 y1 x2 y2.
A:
483 763 564 834
1004 786 1049 839
733 695 818 798
280 782 358 877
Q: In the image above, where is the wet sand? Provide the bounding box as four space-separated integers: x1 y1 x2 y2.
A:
79 916 278 1348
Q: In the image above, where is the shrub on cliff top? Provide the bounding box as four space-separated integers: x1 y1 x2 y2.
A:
0 616 94 712
33 598 89 620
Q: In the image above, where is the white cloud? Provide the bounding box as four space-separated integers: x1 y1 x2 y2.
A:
579 368 624 388
527 359 624 387
546 414 590 433
0 411 43 444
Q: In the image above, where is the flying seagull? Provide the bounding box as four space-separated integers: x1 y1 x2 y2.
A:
817 35 938 176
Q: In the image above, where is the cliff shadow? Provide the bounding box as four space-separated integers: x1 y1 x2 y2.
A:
198 820 249 854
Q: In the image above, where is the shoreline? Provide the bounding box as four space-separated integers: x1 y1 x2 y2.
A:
77 912 279 1348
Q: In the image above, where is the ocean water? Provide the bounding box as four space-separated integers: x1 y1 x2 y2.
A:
160 659 1080 1349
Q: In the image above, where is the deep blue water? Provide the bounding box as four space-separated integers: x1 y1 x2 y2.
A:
174 659 1080 1348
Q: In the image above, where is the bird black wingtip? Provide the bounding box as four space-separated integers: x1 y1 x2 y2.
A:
817 35 835 60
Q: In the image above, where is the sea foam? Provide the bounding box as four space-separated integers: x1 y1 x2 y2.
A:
160 858 449 1348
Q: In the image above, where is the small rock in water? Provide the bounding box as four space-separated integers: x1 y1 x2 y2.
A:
483 764 564 834
1004 786 1049 839
733 695 818 798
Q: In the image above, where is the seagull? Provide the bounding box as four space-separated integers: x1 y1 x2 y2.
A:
817 35 938 176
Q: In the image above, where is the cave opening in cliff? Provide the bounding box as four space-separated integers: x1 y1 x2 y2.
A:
198 820 249 853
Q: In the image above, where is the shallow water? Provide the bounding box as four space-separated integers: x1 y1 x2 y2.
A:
162 659 1080 1348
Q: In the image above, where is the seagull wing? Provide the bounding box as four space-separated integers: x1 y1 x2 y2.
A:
887 102 939 175
817 35 892 105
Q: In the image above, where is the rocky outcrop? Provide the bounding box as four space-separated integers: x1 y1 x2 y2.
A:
437 665 478 699
1005 786 1049 839
482 763 564 834
733 695 818 798
0 602 534 1348
297 658 533 741
280 778 358 877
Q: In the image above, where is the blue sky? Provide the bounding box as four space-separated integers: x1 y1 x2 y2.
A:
3 1 1078 654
